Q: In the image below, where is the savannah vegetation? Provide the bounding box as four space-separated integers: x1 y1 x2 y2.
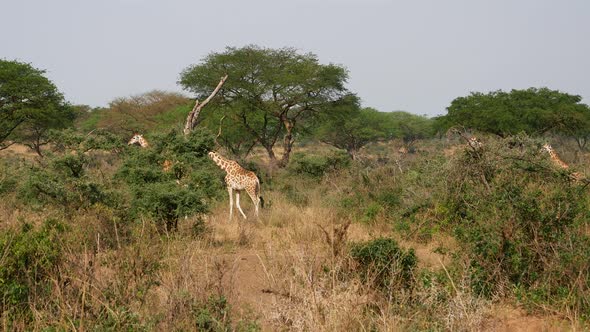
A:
1 46 590 331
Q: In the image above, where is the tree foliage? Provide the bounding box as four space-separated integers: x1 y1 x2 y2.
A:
0 219 65 318
179 45 350 166
117 130 222 231
444 135 590 311
315 95 390 159
385 111 434 147
315 99 434 158
0 59 71 154
96 90 190 136
441 88 590 144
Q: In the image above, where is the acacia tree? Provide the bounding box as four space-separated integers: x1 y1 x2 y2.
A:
552 103 590 150
198 110 258 158
0 60 70 152
315 95 389 159
179 45 349 167
385 111 434 148
442 87 590 141
97 90 189 136
16 104 76 156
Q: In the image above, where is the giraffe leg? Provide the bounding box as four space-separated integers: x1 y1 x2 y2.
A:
235 191 247 219
246 189 260 219
227 187 234 221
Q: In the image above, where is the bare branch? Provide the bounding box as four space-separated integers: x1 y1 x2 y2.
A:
214 115 226 147
183 74 228 136
0 141 16 151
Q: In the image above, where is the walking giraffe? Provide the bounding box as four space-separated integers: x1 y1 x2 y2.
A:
208 151 262 220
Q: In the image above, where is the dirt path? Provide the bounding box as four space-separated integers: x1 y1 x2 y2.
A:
222 250 571 332
221 251 278 331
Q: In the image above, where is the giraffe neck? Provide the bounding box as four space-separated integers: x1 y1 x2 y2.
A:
549 150 569 169
139 138 149 148
210 153 236 173
544 145 569 169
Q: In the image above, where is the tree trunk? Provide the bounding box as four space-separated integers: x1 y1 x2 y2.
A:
34 142 43 157
576 137 587 151
264 144 278 167
278 119 294 167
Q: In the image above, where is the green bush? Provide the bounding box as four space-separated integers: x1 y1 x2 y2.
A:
49 128 126 153
132 182 208 230
444 135 590 316
279 183 309 207
118 130 222 231
19 153 119 211
193 295 260 332
0 160 18 195
350 238 417 293
0 219 66 318
288 150 350 178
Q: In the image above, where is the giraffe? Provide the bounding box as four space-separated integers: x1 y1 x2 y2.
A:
541 143 584 182
127 133 174 173
127 133 149 148
208 151 262 220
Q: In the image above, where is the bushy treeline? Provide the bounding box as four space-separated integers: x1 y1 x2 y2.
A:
0 127 235 329
444 135 590 314
303 135 590 322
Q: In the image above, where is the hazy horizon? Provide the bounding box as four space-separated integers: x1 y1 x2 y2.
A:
2 0 589 116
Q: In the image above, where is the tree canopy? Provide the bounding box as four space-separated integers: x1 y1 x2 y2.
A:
316 102 435 158
179 45 350 166
95 90 190 136
315 95 390 159
0 59 71 153
384 111 434 146
441 87 590 142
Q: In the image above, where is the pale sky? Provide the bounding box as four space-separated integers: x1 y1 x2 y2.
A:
2 0 589 116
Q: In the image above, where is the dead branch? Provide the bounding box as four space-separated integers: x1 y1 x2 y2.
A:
214 115 226 147
183 74 228 136
0 141 15 151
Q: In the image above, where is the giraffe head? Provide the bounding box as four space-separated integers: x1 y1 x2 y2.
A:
208 151 219 160
468 137 482 149
128 133 148 147
208 151 223 166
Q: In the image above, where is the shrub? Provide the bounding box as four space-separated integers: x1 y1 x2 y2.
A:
350 238 417 293
289 150 350 178
279 183 309 207
118 130 222 231
19 153 119 211
132 182 208 231
49 128 126 153
0 219 66 319
0 160 18 195
193 295 260 332
444 135 590 316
